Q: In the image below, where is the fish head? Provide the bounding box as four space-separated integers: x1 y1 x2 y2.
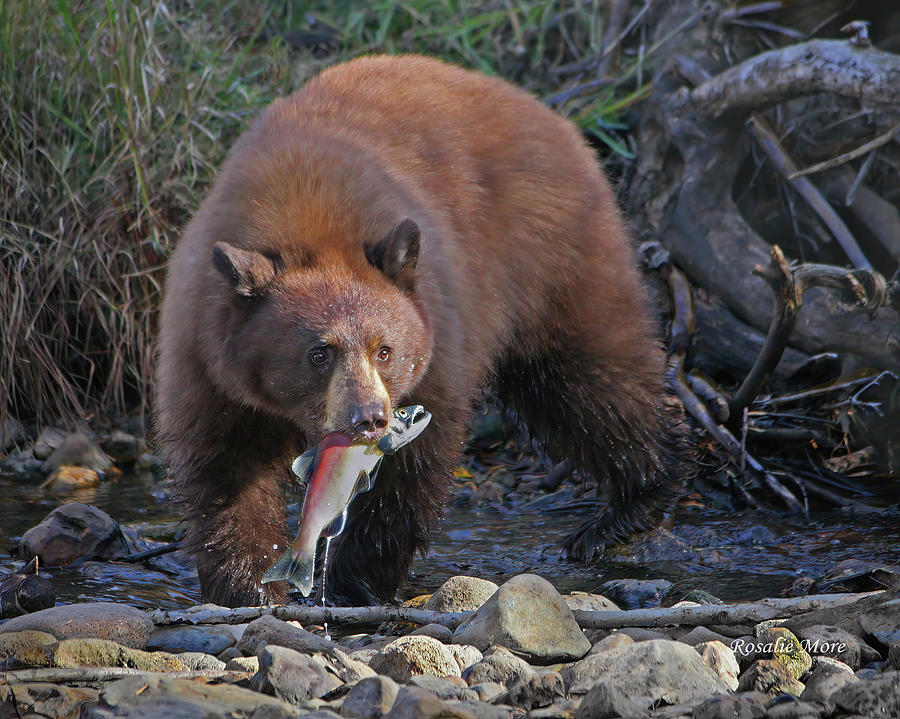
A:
378 404 432 454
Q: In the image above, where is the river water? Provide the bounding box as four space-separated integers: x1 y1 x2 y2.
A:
1 468 898 610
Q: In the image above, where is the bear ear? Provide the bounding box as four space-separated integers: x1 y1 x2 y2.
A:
365 218 420 293
212 242 279 297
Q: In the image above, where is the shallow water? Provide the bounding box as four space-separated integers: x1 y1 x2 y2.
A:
1 469 898 609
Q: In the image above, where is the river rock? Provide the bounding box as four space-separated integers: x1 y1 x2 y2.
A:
737 659 805 697
763 698 823 719
0 602 153 648
596 578 673 609
498 672 565 709
253 644 341 704
695 640 740 691
48 637 188 671
445 700 511 719
1 682 98 718
16 503 133 566
469 683 504 702
677 626 733 646
561 638 731 703
100 429 142 464
447 643 483 673
86 675 299 718
41 432 111 474
562 592 619 612
794 624 861 669
692 692 768 719
0 629 56 669
572 681 653 719
756 627 811 679
452 574 589 663
425 576 500 612
238 614 334 656
830 672 900 716
410 623 455 643
890 642 900 669
147 624 236 655
341 675 400 718
382 686 474 719
800 659 858 703
859 598 900 646
177 651 226 671
32 427 70 460
369 635 461 681
40 465 101 493
225 655 260 672
462 653 534 686
409 675 480 702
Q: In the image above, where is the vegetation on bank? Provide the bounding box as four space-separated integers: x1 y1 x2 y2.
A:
1 0 645 440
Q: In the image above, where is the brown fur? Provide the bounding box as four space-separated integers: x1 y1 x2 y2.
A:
155 54 684 607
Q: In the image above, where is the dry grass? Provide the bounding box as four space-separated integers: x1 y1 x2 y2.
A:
0 0 656 443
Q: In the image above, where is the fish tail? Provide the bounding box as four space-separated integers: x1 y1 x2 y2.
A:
260 548 315 597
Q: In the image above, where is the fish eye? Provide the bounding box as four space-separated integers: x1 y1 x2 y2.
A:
397 409 408 418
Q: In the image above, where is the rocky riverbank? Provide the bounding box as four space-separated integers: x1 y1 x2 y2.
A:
2 573 899 718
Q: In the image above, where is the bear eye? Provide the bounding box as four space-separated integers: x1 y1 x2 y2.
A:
376 346 392 362
309 348 329 366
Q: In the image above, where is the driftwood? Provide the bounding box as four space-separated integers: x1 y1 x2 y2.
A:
631 24 900 367
0 667 246 685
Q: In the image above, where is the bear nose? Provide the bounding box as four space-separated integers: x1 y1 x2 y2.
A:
351 403 388 440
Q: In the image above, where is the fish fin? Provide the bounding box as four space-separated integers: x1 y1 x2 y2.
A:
291 449 317 483
353 468 376 495
260 548 315 597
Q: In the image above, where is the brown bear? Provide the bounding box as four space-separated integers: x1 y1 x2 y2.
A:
156 54 685 607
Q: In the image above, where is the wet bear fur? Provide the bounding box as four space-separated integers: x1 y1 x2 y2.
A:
155 54 686 607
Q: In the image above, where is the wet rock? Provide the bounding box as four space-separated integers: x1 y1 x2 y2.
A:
238 614 334 656
692 692 768 719
410 623 455 643
447 643 483 673
680 589 724 605
147 624 236 655
16 503 134 566
32 427 68 460
463 653 534 687
100 429 143 464
426 576 500 612
48 637 188 670
0 602 153 648
253 644 341 704
41 432 111 474
596 578 672 609
1 682 98 718
859 597 900 646
737 659 805 697
177 651 226 671
0 630 56 669
562 639 731 702
341 675 400 718
0 448 44 478
588 632 634 655
677 626 732 646
755 627 811 679
225 655 260 673
695 640 740 691
830 672 900 716
39 465 101 493
572 681 653 719
618 527 698 562
382 686 474 719
816 558 900 593
370 635 461 681
452 574 590 664
794 624 862 669
86 675 299 718
562 592 619 612
409 675 480 702
800 659 858 703
498 672 565 709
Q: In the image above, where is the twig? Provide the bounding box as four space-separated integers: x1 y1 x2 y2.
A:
120 542 182 563
685 372 730 423
148 604 472 628
787 121 900 179
0 667 246 685
729 245 801 420
748 114 870 269
571 591 883 629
